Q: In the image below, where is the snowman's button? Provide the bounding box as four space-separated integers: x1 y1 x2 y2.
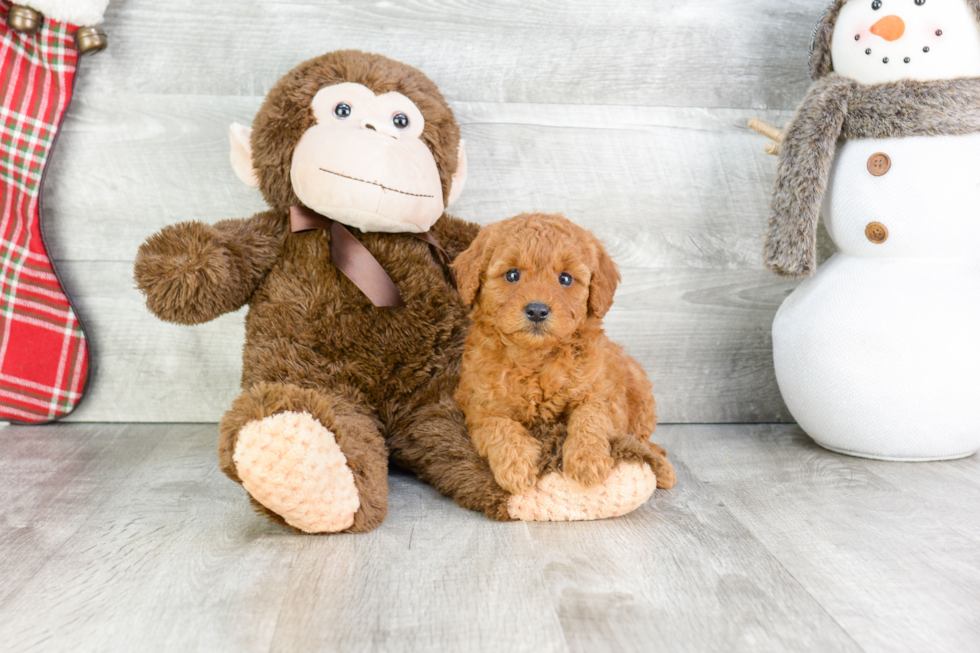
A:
867 153 891 176
865 222 889 244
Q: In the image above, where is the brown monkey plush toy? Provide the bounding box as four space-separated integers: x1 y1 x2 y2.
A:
134 50 661 533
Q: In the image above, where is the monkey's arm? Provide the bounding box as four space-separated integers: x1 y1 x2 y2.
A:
430 213 481 259
134 211 284 325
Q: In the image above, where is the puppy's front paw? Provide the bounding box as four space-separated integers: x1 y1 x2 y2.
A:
489 440 541 495
651 453 676 489
564 438 614 487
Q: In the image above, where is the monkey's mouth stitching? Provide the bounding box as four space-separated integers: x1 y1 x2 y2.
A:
319 168 435 199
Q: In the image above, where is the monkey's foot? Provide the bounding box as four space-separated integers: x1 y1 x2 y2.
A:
506 462 657 521
233 411 359 533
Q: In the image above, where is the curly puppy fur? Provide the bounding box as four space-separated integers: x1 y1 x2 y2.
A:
135 51 511 532
452 213 675 495
767 0 980 278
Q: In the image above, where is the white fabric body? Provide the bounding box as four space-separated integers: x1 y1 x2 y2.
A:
773 133 980 460
22 0 109 25
824 133 980 259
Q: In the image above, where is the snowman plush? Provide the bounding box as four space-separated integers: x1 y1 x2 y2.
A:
762 0 980 460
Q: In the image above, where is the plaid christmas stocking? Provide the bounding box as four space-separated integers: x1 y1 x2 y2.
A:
0 1 107 423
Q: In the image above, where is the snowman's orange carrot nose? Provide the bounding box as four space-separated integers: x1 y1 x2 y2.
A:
870 15 905 41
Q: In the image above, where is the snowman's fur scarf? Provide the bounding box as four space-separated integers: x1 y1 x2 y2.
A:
767 74 980 277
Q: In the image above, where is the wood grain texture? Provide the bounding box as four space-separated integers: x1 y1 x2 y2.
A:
523 465 862 653
267 475 569 653
0 424 300 652
671 424 980 653
59 261 794 423
44 95 800 423
0 424 160 607
85 0 818 109
44 95 795 268
33 0 827 422
4 423 978 652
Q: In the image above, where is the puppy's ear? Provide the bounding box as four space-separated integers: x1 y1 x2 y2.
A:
452 224 497 306
588 235 620 319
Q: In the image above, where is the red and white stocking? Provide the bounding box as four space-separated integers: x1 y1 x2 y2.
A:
0 1 107 423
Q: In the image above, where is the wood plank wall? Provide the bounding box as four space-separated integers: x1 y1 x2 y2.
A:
45 0 830 423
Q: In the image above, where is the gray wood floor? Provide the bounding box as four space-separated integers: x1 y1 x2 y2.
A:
1 423 977 653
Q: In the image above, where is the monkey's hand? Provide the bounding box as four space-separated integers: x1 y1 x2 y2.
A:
134 216 280 325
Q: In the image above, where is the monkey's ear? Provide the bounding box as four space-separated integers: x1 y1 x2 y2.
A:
588 235 620 319
451 222 496 307
446 139 467 208
229 122 260 188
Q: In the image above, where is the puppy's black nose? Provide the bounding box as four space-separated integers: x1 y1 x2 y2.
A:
525 302 550 323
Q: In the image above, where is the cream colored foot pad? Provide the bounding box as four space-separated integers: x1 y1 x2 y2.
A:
234 411 359 533
507 462 656 522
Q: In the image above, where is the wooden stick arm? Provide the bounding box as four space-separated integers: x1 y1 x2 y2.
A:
748 118 786 156
749 118 786 142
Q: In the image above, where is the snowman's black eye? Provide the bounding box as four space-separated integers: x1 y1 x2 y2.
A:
915 0 925 5
872 0 882 9
866 48 872 54
505 269 520 283
392 113 409 129
334 103 351 119
558 272 573 287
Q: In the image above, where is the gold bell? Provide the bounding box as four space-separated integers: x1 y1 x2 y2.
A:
7 5 43 34
75 26 107 55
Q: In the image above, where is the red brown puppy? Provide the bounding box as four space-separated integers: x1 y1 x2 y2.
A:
453 213 675 498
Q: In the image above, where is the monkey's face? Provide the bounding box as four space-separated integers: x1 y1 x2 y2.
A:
289 82 446 233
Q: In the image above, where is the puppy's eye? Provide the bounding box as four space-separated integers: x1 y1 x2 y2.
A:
558 272 573 287
505 269 520 283
334 103 352 119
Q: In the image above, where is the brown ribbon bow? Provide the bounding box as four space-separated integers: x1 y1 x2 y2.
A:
289 205 455 308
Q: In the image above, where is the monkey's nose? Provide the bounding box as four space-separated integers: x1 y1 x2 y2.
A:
362 122 377 131
870 15 905 41
525 302 550 323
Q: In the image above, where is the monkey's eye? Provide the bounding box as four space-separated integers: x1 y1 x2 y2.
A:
392 113 409 129
334 103 352 119
558 272 573 287
872 0 881 9
505 269 520 283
